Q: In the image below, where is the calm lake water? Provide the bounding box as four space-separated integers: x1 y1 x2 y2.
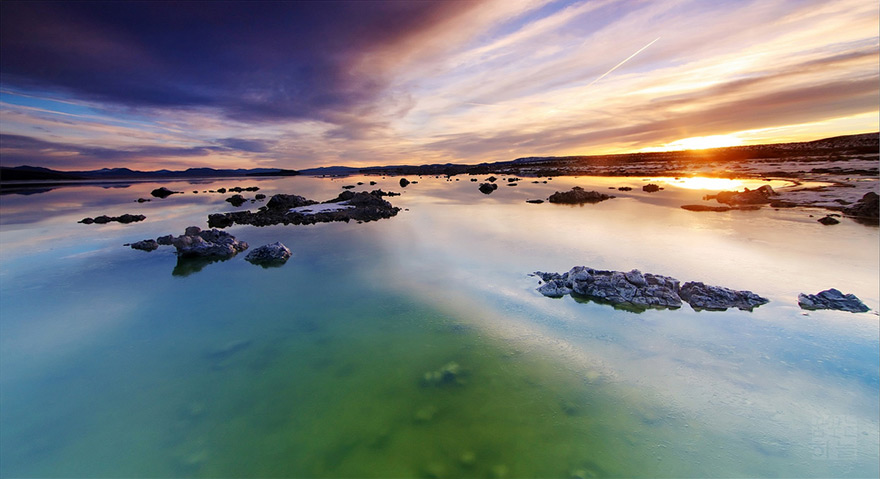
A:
1 175 878 478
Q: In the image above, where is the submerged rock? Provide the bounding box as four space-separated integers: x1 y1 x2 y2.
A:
479 183 499 194
679 281 769 311
421 362 464 387
798 289 869 313
547 187 614 204
535 266 770 312
245 242 291 265
151 187 181 198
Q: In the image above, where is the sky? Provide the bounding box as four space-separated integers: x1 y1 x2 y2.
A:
0 0 877 171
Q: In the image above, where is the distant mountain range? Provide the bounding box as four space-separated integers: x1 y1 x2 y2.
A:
2 132 876 183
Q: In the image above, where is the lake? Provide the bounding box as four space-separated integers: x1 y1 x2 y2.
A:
1 174 878 478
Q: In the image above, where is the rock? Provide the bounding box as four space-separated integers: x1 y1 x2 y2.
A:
217 188 226 194
679 281 769 311
170 227 248 258
642 184 661 192
548 186 614 204
817 215 840 225
128 239 159 251
245 242 291 265
225 194 247 207
151 187 180 198
536 267 770 312
157 234 174 245
617 186 633 191
136 198 151 203
399 178 410 187
714 185 776 205
526 199 544 204
421 362 464 387
369 181 377 185
266 193 317 210
478 183 498 194
79 214 146 224
255 193 266 200
486 176 497 182
342 185 355 189
843 192 879 222
798 289 869 313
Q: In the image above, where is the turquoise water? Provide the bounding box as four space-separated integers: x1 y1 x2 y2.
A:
1 175 878 478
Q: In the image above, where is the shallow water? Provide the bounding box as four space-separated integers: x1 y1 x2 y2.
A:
1 175 878 478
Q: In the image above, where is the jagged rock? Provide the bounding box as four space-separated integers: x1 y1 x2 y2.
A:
170 227 248 258
151 187 180 198
679 281 768 311
798 289 869 313
714 185 776 205
79 214 146 224
266 193 317 210
157 234 174 245
479 183 498 194
817 215 840 225
642 184 661 192
128 239 159 251
245 242 291 265
399 178 410 187
536 267 770 312
548 187 614 204
225 194 246 207
843 192 878 222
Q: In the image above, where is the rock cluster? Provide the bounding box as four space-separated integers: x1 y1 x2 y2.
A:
245 242 291 265
129 226 248 259
798 289 869 313
207 190 400 228
79 214 146 224
547 187 614 204
535 266 768 312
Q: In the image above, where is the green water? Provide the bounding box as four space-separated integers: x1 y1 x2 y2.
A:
1 175 878 477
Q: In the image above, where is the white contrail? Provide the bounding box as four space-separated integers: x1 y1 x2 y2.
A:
587 36 661 87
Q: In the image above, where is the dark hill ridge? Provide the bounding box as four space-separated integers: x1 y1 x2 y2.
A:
2 132 876 182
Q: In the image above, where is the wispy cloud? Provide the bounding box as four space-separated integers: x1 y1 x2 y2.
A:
0 0 877 170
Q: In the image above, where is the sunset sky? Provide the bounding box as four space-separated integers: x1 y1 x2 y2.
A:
1 0 877 171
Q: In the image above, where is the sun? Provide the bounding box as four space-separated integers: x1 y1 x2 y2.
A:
641 134 744 152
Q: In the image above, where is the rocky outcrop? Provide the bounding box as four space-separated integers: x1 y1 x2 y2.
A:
245 242 291 265
79 214 146 224
817 215 840 225
547 187 614 204
479 183 498 194
798 289 869 313
679 281 768 311
843 192 878 223
151 187 181 198
535 266 769 312
207 190 400 228
170 227 248 258
712 185 777 205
